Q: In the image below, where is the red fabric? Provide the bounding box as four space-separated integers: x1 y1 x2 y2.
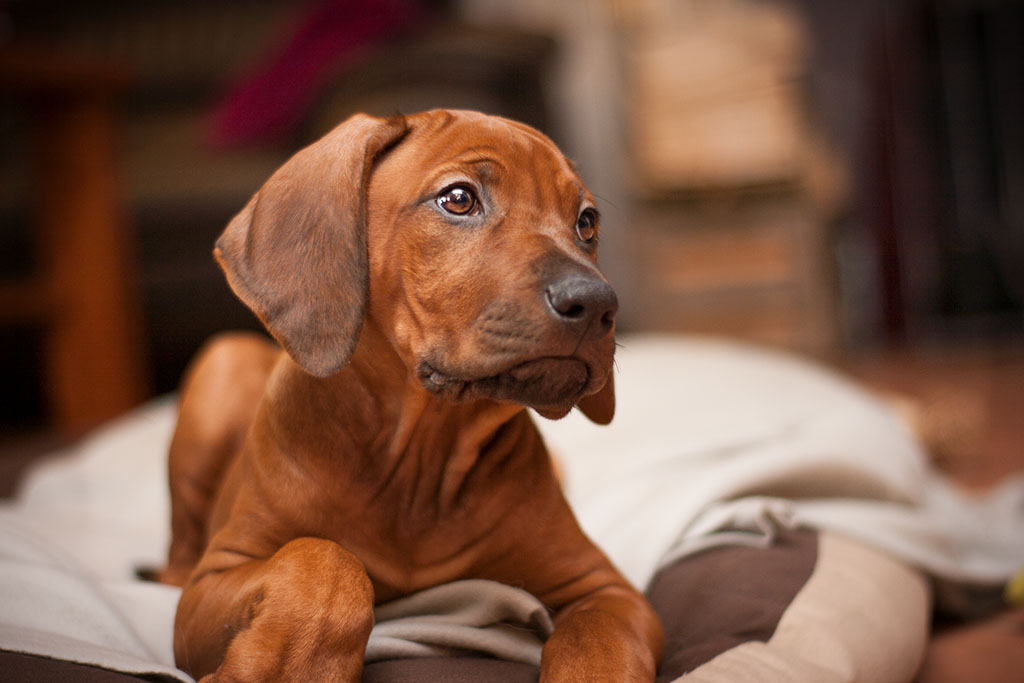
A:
206 0 422 147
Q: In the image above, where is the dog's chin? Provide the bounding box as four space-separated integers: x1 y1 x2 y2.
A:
419 356 590 414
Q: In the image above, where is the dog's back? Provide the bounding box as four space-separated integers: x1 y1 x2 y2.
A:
159 332 279 586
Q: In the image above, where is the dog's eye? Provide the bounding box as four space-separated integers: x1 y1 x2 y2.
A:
576 209 598 243
436 186 478 216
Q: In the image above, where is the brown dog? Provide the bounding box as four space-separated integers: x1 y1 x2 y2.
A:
161 109 663 682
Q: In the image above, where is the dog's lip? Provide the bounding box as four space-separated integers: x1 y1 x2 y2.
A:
421 355 582 382
418 356 591 404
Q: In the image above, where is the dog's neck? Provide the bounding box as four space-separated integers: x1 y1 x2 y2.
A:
272 317 532 507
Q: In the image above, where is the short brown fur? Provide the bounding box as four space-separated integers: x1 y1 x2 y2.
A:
162 110 662 682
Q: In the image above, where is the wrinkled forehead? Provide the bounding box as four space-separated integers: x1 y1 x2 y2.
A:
399 110 590 198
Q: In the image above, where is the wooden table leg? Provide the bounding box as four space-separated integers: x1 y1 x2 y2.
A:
24 67 149 432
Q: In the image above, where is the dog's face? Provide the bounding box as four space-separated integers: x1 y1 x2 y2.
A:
365 111 616 420
215 110 615 422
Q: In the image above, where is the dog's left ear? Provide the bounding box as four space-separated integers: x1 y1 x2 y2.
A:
577 372 615 425
214 114 409 377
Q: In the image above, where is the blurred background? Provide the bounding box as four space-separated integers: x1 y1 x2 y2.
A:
1 0 1021 488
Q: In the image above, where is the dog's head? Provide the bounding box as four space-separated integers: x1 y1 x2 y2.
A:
215 110 616 423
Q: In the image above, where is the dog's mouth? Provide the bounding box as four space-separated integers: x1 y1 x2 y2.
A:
418 356 590 412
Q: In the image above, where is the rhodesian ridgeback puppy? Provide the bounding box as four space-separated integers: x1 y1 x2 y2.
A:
161 109 663 682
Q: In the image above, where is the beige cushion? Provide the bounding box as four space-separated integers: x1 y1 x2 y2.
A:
676 532 930 682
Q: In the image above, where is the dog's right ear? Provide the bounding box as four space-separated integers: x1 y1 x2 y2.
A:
214 114 409 377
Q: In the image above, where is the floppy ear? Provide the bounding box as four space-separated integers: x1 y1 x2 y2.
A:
577 372 615 425
214 113 409 377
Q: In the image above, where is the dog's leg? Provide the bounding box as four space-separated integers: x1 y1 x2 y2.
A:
540 583 664 683
159 333 278 586
522 516 663 683
175 537 374 683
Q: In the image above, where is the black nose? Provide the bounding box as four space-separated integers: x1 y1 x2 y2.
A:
545 274 618 338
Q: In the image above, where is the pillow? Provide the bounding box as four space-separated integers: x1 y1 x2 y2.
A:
649 529 929 682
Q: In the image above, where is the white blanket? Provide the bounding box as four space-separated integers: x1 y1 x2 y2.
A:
538 336 1024 595
0 396 189 680
1 334 1021 680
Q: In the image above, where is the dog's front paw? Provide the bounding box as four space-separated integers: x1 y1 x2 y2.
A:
540 609 658 683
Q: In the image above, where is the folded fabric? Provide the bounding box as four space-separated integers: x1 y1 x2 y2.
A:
368 579 552 665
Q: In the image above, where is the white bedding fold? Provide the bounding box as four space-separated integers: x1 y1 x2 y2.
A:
538 336 1023 598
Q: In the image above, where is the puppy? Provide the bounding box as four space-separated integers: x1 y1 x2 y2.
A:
162 109 663 682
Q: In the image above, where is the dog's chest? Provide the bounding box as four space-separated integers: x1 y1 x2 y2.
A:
276 403 548 600
302 458 531 601
332 498 505 602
